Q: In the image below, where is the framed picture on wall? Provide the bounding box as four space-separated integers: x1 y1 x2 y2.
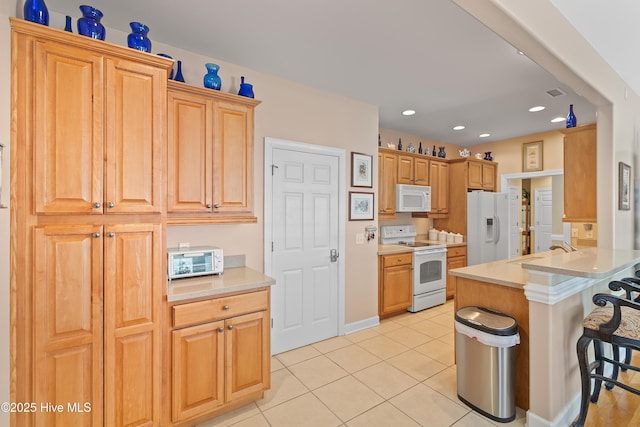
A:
522 141 543 172
619 162 631 210
351 152 373 187
349 192 374 220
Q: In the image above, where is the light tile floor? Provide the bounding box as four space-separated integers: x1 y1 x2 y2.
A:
198 300 527 427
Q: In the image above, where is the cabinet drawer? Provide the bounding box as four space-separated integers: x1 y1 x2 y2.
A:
173 289 268 328
447 246 467 258
382 252 412 268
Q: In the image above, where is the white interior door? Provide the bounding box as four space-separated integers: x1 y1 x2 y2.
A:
534 188 553 253
508 185 521 258
267 142 342 355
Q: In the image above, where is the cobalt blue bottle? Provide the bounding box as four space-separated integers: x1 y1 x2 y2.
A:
566 104 577 128
24 0 49 26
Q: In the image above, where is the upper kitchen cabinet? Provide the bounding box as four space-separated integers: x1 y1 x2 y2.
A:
167 81 261 224
428 159 448 216
397 153 429 185
28 27 167 215
378 148 398 219
467 159 496 191
562 124 597 223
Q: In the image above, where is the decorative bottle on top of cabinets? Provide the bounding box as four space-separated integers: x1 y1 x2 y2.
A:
566 104 577 128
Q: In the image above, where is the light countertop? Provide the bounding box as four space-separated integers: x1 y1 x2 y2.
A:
378 240 466 255
167 266 275 302
450 247 640 288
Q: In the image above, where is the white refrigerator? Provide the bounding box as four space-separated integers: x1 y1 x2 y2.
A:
467 191 509 265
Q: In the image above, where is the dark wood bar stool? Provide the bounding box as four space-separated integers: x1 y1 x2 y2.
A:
571 280 640 427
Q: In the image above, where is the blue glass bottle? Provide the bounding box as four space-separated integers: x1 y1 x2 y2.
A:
203 64 222 90
237 76 254 98
77 5 105 40
174 60 185 83
127 22 152 52
24 0 49 26
397 138 402 151
64 15 72 32
438 147 446 158
566 104 577 128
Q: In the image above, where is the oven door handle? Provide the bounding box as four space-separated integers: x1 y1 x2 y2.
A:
413 248 447 256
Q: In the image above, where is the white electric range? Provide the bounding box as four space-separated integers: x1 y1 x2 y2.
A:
380 225 447 312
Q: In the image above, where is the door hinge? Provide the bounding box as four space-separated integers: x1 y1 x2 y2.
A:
271 164 279 175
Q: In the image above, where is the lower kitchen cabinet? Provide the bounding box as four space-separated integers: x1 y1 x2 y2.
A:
378 252 413 318
446 246 467 299
169 289 271 426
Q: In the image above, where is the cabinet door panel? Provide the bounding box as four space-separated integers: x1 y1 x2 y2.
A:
397 155 414 184
104 223 161 426
482 164 496 190
414 157 429 185
105 58 165 214
33 41 104 214
213 101 253 213
168 90 213 212
225 311 270 402
172 321 225 422
467 161 483 189
381 265 412 315
379 152 397 216
33 225 103 426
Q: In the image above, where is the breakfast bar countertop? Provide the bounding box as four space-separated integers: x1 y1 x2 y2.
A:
167 266 276 302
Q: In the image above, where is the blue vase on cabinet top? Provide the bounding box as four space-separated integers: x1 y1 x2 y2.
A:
238 76 254 98
174 60 185 83
77 5 105 40
127 22 152 52
203 63 222 90
24 0 49 26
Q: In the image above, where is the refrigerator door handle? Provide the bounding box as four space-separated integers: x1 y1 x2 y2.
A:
494 216 500 243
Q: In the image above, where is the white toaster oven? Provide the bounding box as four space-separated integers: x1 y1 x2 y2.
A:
167 246 223 280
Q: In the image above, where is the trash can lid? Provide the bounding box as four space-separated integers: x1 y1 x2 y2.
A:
455 306 518 336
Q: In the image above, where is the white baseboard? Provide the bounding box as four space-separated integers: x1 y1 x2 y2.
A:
526 393 580 427
344 316 379 335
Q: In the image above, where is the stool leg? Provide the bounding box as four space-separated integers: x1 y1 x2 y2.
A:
606 344 620 391
591 340 604 403
622 348 632 372
572 334 593 427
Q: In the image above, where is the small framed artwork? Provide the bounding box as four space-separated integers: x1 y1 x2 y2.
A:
522 141 543 172
619 162 631 210
349 191 374 221
351 152 373 187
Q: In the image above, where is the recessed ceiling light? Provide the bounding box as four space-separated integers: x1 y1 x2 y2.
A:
402 110 416 116
453 125 465 131
479 133 491 138
551 117 566 123
529 106 545 112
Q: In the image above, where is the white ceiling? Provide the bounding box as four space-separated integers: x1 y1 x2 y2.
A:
43 0 614 147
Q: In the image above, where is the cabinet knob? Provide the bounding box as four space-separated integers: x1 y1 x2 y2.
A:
93 232 100 238
93 202 101 208
206 203 212 208
107 202 115 208
228 325 233 330
223 305 230 310
218 327 224 333
107 232 115 238
214 203 220 209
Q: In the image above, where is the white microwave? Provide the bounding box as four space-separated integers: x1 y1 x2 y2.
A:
168 246 224 280
396 184 431 212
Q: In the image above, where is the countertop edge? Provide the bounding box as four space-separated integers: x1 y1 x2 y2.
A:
167 267 276 302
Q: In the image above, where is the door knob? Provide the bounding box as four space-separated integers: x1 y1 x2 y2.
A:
330 249 339 262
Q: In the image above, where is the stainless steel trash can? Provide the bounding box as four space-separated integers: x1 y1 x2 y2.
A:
455 306 520 423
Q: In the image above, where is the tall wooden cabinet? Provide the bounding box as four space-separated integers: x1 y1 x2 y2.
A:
428 160 449 216
11 19 170 426
167 81 261 223
561 124 597 223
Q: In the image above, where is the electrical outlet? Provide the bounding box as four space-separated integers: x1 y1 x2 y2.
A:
586 230 593 239
355 233 365 245
571 228 578 237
